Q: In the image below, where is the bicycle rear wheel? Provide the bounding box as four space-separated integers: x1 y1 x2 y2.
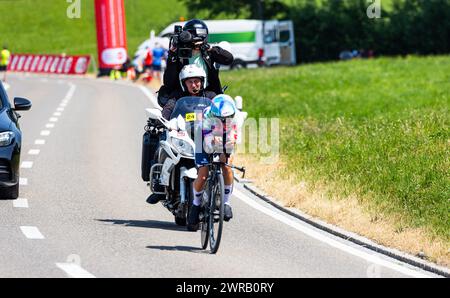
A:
209 173 225 254
200 218 209 249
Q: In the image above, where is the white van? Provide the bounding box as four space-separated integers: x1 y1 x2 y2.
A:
157 19 297 68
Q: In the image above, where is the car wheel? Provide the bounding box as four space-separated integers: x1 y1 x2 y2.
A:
0 184 19 200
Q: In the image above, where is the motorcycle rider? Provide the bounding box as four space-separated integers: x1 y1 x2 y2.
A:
162 64 216 120
187 94 238 231
158 18 234 107
146 64 216 205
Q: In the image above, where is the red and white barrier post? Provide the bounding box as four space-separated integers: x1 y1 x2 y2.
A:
94 0 128 76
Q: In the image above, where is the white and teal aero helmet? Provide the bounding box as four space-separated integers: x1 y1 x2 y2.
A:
179 64 207 92
208 94 237 119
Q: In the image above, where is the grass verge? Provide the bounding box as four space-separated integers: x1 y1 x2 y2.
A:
223 56 449 265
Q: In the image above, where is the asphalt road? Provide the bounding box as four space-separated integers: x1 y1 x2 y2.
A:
0 74 439 278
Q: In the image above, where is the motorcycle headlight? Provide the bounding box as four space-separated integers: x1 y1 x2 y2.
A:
170 137 193 156
0 131 15 147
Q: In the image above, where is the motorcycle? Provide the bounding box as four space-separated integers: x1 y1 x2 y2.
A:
145 96 248 226
145 97 210 226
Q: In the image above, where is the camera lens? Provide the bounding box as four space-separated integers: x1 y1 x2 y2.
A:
179 31 192 43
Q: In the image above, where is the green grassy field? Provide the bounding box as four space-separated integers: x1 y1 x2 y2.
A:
222 56 450 239
0 0 186 63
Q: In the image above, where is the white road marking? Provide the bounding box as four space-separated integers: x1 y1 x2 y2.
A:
19 178 28 185
20 161 33 169
3 82 10 90
60 103 67 107
56 263 96 278
46 123 55 128
28 149 40 155
49 117 58 122
35 139 46 145
62 83 76 101
53 112 62 116
233 189 431 278
13 198 29 208
57 107 65 112
20 226 45 239
40 130 51 136
139 86 162 110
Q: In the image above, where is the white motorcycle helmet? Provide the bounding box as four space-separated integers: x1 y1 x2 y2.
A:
179 64 207 92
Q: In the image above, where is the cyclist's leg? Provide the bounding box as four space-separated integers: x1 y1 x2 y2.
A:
193 145 210 204
188 150 210 229
221 154 234 185
193 166 208 206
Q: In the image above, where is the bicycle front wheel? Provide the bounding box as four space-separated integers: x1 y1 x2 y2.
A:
200 181 210 250
209 173 225 254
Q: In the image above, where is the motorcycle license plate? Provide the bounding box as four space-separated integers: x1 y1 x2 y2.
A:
185 113 196 122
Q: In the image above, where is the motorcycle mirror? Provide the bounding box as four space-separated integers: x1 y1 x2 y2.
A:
169 118 178 131
235 96 243 110
235 111 248 129
177 114 186 131
146 108 162 120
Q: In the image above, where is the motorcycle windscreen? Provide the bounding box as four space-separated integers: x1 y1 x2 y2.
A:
170 96 212 121
170 96 212 143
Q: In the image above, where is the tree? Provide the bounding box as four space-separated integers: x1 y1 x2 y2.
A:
183 0 450 62
181 0 289 19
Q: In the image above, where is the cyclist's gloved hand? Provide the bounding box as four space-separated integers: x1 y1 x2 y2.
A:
203 134 216 154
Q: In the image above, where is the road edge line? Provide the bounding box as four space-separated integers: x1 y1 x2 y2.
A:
234 176 450 277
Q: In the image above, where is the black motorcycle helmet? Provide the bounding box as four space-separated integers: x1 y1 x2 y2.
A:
183 19 209 43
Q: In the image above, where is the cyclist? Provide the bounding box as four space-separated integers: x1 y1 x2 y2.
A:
187 94 238 231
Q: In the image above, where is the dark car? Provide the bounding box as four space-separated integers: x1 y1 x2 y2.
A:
0 82 31 199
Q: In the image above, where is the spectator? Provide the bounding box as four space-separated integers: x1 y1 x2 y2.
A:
152 43 166 83
109 66 121 81
120 56 131 79
143 48 153 83
1 45 11 82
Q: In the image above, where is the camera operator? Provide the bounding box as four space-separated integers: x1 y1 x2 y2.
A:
160 19 234 102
